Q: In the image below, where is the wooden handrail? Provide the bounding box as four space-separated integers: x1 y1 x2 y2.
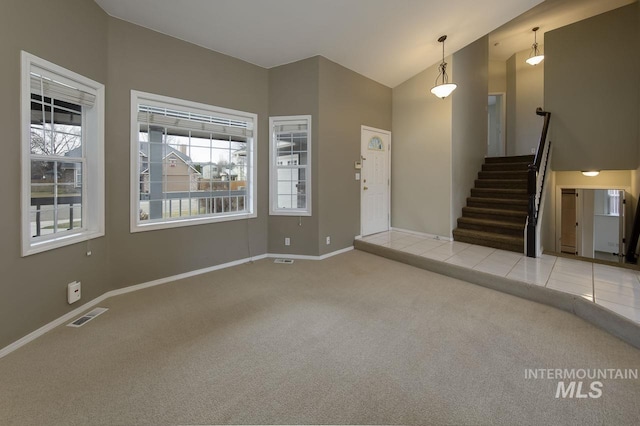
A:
533 107 551 171
526 108 551 257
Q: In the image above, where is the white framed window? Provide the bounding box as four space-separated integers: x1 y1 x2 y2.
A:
131 91 257 232
269 115 312 216
21 51 105 257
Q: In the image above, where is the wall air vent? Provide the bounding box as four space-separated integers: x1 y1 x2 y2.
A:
67 307 108 328
273 258 294 264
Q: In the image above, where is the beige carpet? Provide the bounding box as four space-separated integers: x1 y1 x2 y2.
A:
1 250 639 425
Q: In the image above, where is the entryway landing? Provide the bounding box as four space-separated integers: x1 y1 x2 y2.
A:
356 230 640 328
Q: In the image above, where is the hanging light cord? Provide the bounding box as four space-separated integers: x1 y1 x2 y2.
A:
531 27 540 56
434 36 449 86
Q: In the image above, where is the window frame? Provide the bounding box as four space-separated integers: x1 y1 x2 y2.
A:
269 115 312 216
606 189 620 216
21 51 105 257
130 90 257 233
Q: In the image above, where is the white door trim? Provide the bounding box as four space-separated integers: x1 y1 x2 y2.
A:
488 92 506 157
554 185 630 254
360 125 391 236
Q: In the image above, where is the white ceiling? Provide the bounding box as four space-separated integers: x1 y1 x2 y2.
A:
94 0 635 88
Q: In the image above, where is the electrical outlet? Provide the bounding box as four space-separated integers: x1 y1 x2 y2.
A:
326 236 331 245
67 281 81 304
285 237 291 246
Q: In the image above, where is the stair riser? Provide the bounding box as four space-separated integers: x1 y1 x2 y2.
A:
478 171 529 180
470 189 528 200
456 221 524 237
484 155 534 164
467 199 528 212
452 233 523 253
482 163 531 172
474 180 528 189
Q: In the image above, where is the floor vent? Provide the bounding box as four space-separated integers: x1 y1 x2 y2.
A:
67 307 108 328
274 258 294 264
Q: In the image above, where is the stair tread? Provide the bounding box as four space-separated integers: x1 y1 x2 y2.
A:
479 171 528 176
468 197 528 205
485 155 534 164
476 178 528 182
483 161 531 167
453 228 524 241
457 217 526 229
471 189 528 199
472 188 527 193
463 206 528 216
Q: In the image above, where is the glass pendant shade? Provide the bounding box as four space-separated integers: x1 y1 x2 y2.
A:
526 54 544 66
431 83 457 99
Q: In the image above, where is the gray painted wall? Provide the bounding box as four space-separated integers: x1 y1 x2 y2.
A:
452 36 489 229
545 3 639 171
267 57 391 256
506 49 544 156
391 60 453 237
489 60 507 93
541 3 639 252
0 0 111 348
106 18 270 289
268 57 320 256
318 57 392 254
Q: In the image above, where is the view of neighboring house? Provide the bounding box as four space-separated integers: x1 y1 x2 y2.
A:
140 147 201 193
139 145 248 194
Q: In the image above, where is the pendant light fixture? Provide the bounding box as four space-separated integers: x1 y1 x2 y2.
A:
526 27 544 66
430 35 457 99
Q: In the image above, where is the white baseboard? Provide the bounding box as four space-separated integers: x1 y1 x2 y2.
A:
390 227 452 241
0 247 353 359
269 246 353 261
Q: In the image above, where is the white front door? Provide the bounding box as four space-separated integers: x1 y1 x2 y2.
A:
361 126 390 236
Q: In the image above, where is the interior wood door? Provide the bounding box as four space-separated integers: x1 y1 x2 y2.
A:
561 189 577 254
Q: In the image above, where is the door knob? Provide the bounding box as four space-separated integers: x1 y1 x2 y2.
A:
363 186 369 191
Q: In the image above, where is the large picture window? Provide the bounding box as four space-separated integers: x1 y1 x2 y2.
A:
21 52 105 256
131 91 257 232
269 116 312 216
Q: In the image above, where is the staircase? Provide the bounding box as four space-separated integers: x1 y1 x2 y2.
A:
452 154 534 253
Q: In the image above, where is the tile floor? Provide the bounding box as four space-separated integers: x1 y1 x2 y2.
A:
361 230 640 324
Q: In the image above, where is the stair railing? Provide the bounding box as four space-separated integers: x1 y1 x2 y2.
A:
526 108 552 258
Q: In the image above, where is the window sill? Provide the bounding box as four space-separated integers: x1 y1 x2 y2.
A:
269 209 311 217
131 211 257 233
22 230 104 257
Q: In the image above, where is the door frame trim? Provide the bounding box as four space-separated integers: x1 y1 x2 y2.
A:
360 125 391 236
488 92 506 157
555 185 630 255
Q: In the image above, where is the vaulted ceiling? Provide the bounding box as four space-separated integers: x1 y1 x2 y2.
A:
94 0 635 87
